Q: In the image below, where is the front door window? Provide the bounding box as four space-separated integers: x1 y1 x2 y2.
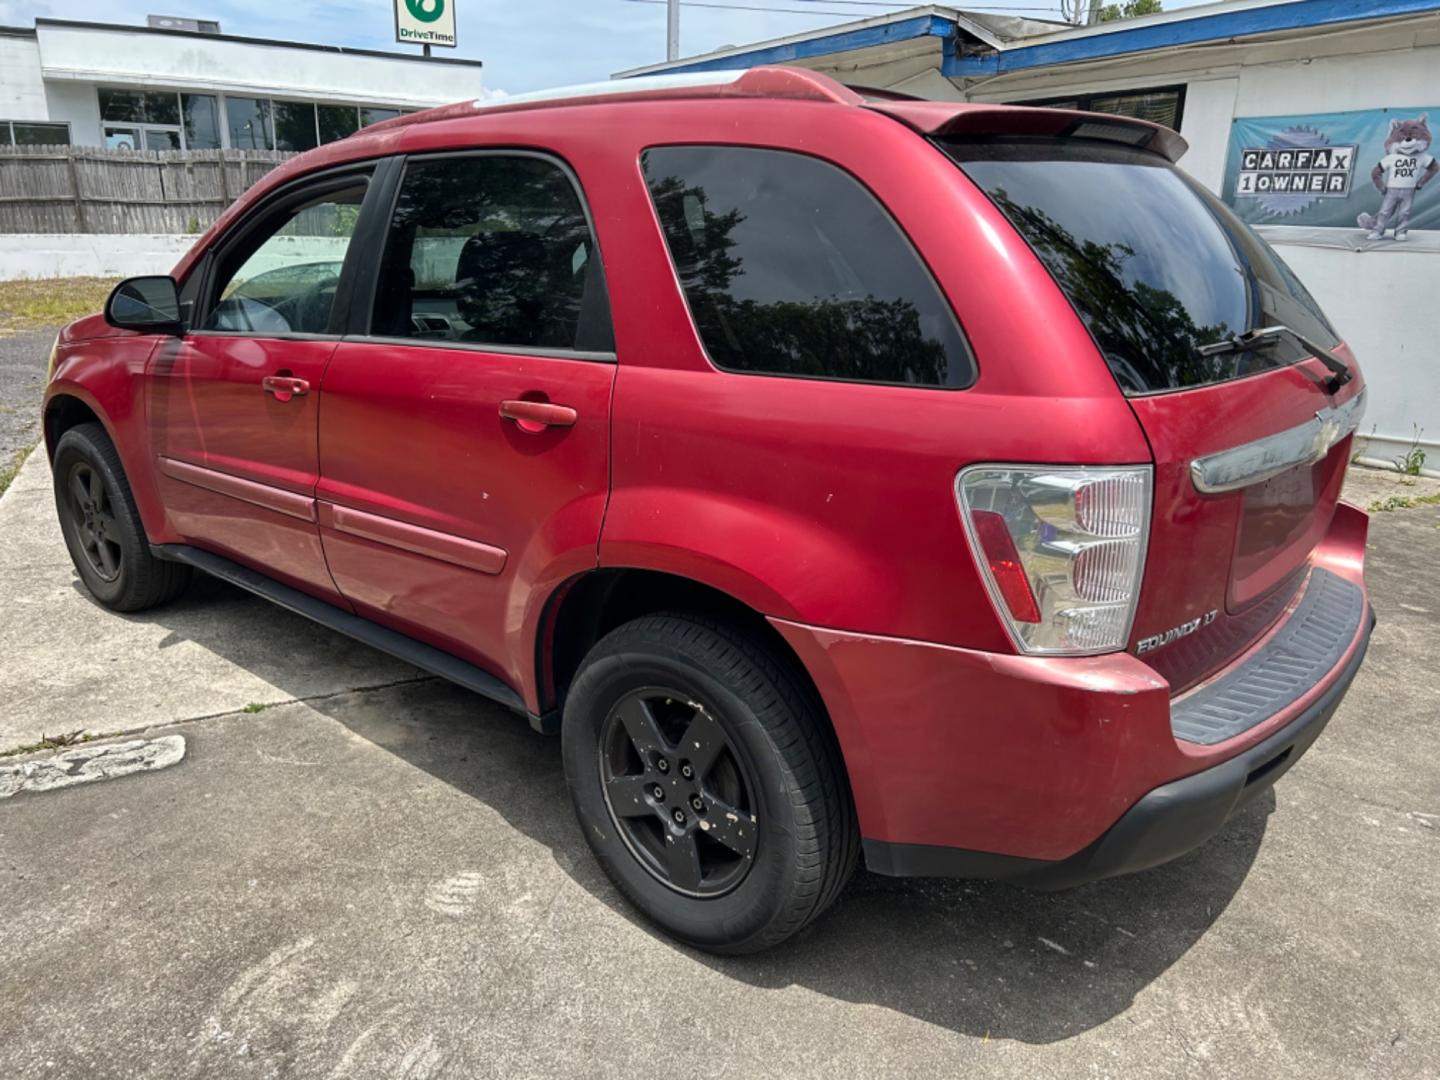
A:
201 182 367 336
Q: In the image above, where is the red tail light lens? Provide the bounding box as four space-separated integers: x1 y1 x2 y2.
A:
957 465 1152 655
969 510 1041 623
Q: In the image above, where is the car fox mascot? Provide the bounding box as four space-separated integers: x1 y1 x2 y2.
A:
1357 114 1437 241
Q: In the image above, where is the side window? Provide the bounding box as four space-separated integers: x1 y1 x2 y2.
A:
201 180 368 336
371 155 611 352
642 146 973 388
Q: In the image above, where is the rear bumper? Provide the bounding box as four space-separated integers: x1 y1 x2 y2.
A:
770 501 1371 883
861 605 1372 887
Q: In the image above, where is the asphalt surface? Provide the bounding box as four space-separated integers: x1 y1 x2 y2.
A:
2 446 1439 1077
0 328 55 463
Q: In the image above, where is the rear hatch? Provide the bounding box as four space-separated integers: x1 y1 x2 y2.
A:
931 120 1364 692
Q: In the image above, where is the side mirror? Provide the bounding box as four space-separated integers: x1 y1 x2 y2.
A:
105 276 183 334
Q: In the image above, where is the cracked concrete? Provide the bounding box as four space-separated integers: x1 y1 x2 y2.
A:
0 734 185 798
1 442 1438 1077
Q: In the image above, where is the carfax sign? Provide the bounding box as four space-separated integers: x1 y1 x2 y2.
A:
395 0 456 48
1222 107 1439 239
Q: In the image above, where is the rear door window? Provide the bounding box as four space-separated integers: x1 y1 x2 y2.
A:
642 146 973 389
941 137 1338 395
370 154 612 352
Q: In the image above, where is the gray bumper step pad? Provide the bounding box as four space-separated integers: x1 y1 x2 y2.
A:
1171 568 1365 746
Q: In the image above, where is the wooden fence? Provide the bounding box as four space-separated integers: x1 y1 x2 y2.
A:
0 145 296 234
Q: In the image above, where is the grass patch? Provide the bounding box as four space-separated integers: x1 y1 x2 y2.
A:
241 702 269 714
0 730 109 759
0 444 35 498
0 276 117 337
1368 492 1440 513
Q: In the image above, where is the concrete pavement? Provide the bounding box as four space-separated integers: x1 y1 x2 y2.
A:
1 449 1438 1078
0 453 421 752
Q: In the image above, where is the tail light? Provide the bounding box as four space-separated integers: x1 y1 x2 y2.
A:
956 465 1152 655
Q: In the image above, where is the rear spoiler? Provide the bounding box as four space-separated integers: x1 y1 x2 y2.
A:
867 101 1188 163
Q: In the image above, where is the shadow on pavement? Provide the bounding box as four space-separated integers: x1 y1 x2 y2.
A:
117 577 1271 1046
304 674 1269 1045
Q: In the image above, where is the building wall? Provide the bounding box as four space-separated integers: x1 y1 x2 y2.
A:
0 35 47 121
34 23 482 107
43 80 101 146
959 26 1440 472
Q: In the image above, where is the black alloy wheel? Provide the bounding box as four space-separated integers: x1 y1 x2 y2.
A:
599 687 759 898
64 459 122 582
51 422 191 612
562 613 859 954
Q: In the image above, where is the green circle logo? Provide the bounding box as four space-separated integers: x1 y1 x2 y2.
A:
406 0 444 23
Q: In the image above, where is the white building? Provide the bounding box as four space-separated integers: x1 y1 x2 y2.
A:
0 16 484 151
622 1 1440 474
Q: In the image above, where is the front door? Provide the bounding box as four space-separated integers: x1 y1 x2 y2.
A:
316 151 616 690
147 169 373 601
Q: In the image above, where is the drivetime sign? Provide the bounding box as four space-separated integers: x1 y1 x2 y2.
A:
395 0 456 48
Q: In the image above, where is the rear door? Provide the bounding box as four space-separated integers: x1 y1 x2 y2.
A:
147 167 375 601
945 135 1365 692
316 151 615 689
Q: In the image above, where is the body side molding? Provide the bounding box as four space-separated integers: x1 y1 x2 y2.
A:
158 456 317 522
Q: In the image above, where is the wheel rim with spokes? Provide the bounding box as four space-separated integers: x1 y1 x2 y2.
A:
598 687 760 898
66 461 122 582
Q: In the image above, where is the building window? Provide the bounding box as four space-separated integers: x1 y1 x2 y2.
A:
317 104 360 143
1 121 72 146
99 88 186 150
273 101 319 152
1011 85 1186 131
98 87 409 152
226 97 275 149
182 94 222 150
359 106 403 128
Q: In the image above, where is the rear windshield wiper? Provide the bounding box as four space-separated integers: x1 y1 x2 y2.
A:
1197 325 1352 395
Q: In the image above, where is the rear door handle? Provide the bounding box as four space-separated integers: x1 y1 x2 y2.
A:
262 376 310 402
499 399 577 432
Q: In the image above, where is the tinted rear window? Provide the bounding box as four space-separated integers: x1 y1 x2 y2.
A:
643 145 974 389
941 138 1338 395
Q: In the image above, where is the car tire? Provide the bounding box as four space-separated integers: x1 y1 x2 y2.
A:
52 422 191 612
562 612 858 954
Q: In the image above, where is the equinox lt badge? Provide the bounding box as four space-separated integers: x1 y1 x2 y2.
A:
1136 610 1219 655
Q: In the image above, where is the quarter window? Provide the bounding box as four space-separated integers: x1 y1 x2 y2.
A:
370 155 612 352
642 146 972 388
201 180 368 336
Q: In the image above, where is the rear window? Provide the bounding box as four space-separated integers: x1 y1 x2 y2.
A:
941 138 1338 395
642 145 974 389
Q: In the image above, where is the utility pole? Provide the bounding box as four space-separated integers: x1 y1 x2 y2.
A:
1086 0 1102 24
667 0 679 61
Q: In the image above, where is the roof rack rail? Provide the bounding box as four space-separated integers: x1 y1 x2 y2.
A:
362 65 863 135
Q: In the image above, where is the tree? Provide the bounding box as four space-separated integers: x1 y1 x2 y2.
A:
1097 0 1163 22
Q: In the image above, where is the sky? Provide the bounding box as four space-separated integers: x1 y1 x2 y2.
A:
0 0 1209 94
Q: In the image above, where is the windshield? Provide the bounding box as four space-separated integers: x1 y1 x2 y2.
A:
940 137 1338 395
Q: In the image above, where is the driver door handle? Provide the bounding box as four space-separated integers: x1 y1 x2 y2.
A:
262 376 310 402
499 399 577 431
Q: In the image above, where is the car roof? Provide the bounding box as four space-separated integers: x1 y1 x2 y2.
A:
362 65 1185 161
170 65 1184 283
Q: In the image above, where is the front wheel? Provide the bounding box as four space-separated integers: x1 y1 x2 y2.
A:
562 613 857 953
52 423 190 612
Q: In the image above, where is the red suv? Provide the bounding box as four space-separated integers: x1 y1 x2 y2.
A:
43 68 1373 953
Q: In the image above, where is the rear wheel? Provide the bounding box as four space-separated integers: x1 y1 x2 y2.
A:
53 423 190 612
562 613 857 953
